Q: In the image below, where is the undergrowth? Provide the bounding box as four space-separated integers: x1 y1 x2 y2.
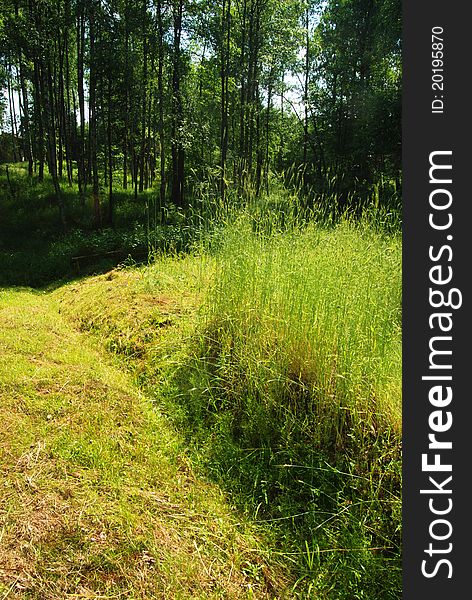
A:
0 165 194 286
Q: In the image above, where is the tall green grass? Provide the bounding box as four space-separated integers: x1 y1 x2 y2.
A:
173 211 402 597
3 160 402 595
203 216 401 447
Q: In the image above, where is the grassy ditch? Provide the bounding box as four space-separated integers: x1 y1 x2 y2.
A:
58 212 402 598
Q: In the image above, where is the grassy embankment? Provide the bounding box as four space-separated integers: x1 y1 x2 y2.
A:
58 213 402 598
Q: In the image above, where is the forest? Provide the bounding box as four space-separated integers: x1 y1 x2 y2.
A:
1 0 400 224
0 0 402 598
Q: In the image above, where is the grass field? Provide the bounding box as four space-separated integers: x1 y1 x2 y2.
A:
0 167 402 598
55 215 402 598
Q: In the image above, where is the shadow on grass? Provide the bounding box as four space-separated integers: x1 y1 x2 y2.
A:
165 365 402 599
0 165 194 289
0 242 149 289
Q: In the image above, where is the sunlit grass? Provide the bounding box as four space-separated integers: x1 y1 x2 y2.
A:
59 209 402 597
175 212 402 597
1 162 402 597
0 288 285 598
203 215 401 444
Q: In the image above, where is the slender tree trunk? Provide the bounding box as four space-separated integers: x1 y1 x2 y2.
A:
7 66 19 162
220 0 231 203
77 2 86 196
15 0 33 177
57 35 66 180
247 0 261 184
45 58 67 228
157 0 166 206
278 71 284 171
123 0 130 188
303 7 310 188
238 0 247 186
18 64 33 176
198 43 206 176
107 74 113 225
89 9 101 226
246 1 254 178
147 50 154 189
30 0 45 180
64 23 74 186
255 81 262 196
139 0 148 193
32 59 45 180
50 40 60 177
220 0 226 201
264 72 273 195
171 0 184 207
133 149 138 199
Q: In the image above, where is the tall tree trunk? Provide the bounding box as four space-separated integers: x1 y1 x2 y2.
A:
278 71 284 172
264 72 273 195
139 0 148 193
32 59 45 180
171 0 184 207
15 0 33 176
45 59 67 228
220 0 231 203
303 6 310 188
64 21 74 186
133 149 138 199
255 80 262 196
89 8 101 226
18 61 33 176
7 65 19 162
246 0 254 178
198 42 206 177
107 74 113 225
147 50 154 189
57 37 65 180
77 2 86 197
30 0 45 180
123 0 130 189
157 0 166 206
247 0 261 184
238 0 247 186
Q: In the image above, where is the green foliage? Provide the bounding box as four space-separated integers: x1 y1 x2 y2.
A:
0 0 402 592
79 206 401 598
1 0 401 214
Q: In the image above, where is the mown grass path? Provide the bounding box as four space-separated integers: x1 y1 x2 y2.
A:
0 288 283 599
